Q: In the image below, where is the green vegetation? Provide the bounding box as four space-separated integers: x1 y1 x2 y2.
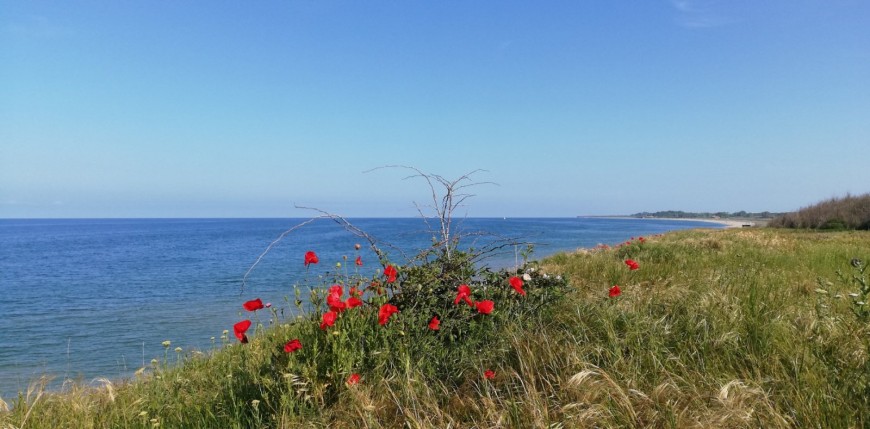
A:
3 227 868 428
630 210 783 219
769 193 870 230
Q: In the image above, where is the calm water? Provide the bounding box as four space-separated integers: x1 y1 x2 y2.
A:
0 217 721 398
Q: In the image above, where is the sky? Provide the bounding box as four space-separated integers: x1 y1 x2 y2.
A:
2 1 868 218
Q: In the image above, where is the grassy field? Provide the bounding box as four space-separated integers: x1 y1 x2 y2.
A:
2 227 869 428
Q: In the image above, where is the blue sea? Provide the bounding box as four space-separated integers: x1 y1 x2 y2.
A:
0 217 722 399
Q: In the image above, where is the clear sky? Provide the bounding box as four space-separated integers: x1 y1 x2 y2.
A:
2 1 868 218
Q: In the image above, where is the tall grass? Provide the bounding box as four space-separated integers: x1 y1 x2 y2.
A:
3 228 869 428
769 193 870 230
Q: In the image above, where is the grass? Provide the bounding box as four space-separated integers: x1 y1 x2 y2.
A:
2 227 869 428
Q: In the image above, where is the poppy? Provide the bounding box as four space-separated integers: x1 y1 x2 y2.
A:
508 276 526 297
454 284 473 306
350 286 362 297
327 293 347 313
476 300 494 315
328 285 343 296
347 373 361 385
378 303 399 325
283 339 302 353
233 320 251 343
384 265 398 283
304 251 319 267
355 256 363 266
320 311 338 330
242 298 264 312
428 315 440 331
346 296 363 309
484 369 496 380
625 259 639 270
609 285 621 298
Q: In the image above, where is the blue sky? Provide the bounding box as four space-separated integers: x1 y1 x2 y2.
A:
2 1 868 218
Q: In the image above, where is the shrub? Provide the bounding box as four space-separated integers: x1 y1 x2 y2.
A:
769 193 870 230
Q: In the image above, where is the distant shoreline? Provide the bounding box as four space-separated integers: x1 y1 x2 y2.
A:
578 216 750 229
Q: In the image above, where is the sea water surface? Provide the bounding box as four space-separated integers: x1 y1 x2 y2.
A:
0 217 722 398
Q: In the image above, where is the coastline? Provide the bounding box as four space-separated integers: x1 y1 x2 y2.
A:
578 216 751 229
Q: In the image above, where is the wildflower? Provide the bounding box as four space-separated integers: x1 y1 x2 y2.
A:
345 296 363 309
476 300 494 315
378 303 399 325
625 259 639 270
350 286 362 297
251 399 260 408
428 315 440 331
347 373 361 385
304 251 319 267
320 311 338 330
336 262 342 268
243 298 264 311
265 302 272 308
522 273 532 282
508 276 527 297
639 236 646 243
284 339 302 353
354 243 361 250
454 284 474 306
384 265 398 283
161 340 171 348
355 256 363 266
233 320 252 343
174 347 182 353
484 369 495 380
609 285 621 298
326 286 347 313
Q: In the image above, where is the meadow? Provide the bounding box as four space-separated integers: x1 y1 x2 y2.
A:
2 227 868 428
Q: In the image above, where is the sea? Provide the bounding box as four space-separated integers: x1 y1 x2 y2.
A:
0 217 722 400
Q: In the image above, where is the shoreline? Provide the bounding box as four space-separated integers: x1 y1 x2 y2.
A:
578 216 751 229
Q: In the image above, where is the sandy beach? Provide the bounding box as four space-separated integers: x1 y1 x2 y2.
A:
581 216 757 229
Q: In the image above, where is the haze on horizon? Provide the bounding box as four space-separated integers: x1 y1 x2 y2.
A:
2 1 868 219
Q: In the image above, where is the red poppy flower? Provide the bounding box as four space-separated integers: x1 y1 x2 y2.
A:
428 315 440 331
320 311 338 330
508 276 526 297
328 284 342 296
233 320 251 343
454 284 473 306
625 259 639 270
304 251 319 267
283 339 302 353
484 369 495 380
327 293 347 312
346 296 363 309
242 298 264 312
350 286 362 297
347 373 361 385
638 236 646 243
476 300 494 315
609 285 621 298
355 256 363 266
384 265 398 283
378 303 399 325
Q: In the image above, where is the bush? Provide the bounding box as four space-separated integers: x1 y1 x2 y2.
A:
769 193 870 230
